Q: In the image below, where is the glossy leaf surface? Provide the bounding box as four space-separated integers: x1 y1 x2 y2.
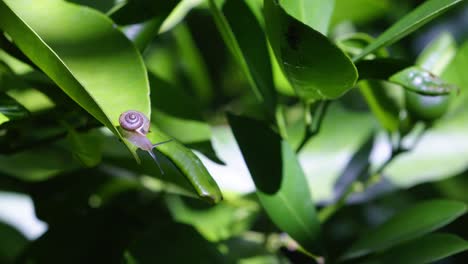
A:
0 0 151 158
265 0 357 101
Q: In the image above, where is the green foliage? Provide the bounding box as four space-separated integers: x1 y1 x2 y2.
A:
0 0 467 263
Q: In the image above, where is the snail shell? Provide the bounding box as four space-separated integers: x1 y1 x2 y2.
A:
119 110 172 174
119 110 150 136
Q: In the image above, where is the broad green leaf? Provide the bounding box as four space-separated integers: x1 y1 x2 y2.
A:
367 233 468 264
0 144 80 181
228 114 320 253
0 221 28 264
278 0 335 36
0 92 29 125
0 0 151 159
265 0 357 101
65 129 102 168
209 0 276 117
354 0 463 62
343 199 467 259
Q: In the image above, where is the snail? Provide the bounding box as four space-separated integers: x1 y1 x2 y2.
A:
119 110 172 174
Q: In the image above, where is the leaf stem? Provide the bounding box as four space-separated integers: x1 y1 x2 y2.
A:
296 100 330 152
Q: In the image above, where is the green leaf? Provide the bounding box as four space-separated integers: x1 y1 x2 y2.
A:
103 124 223 203
368 233 468 264
209 0 276 117
0 0 151 159
390 66 456 96
228 114 320 253
0 92 29 125
0 143 81 181
343 199 467 259
144 125 222 203
354 0 463 62
265 0 357 101
278 0 335 36
65 129 102 168
0 221 28 264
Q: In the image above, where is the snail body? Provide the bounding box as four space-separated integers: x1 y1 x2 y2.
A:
119 110 172 174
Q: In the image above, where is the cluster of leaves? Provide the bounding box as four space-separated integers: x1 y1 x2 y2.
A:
1 0 468 263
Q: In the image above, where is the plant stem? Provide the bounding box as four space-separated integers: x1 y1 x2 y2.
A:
296 100 330 152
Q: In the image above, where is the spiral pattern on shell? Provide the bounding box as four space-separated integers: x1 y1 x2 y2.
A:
119 110 149 134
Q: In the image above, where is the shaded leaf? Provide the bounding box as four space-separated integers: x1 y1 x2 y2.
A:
65 129 102 167
367 233 468 264
0 92 29 125
228 114 321 253
343 199 467 259
265 0 357 101
0 221 28 264
209 0 276 116
356 58 412 80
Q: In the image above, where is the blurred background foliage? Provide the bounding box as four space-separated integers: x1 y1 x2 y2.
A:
0 0 468 263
